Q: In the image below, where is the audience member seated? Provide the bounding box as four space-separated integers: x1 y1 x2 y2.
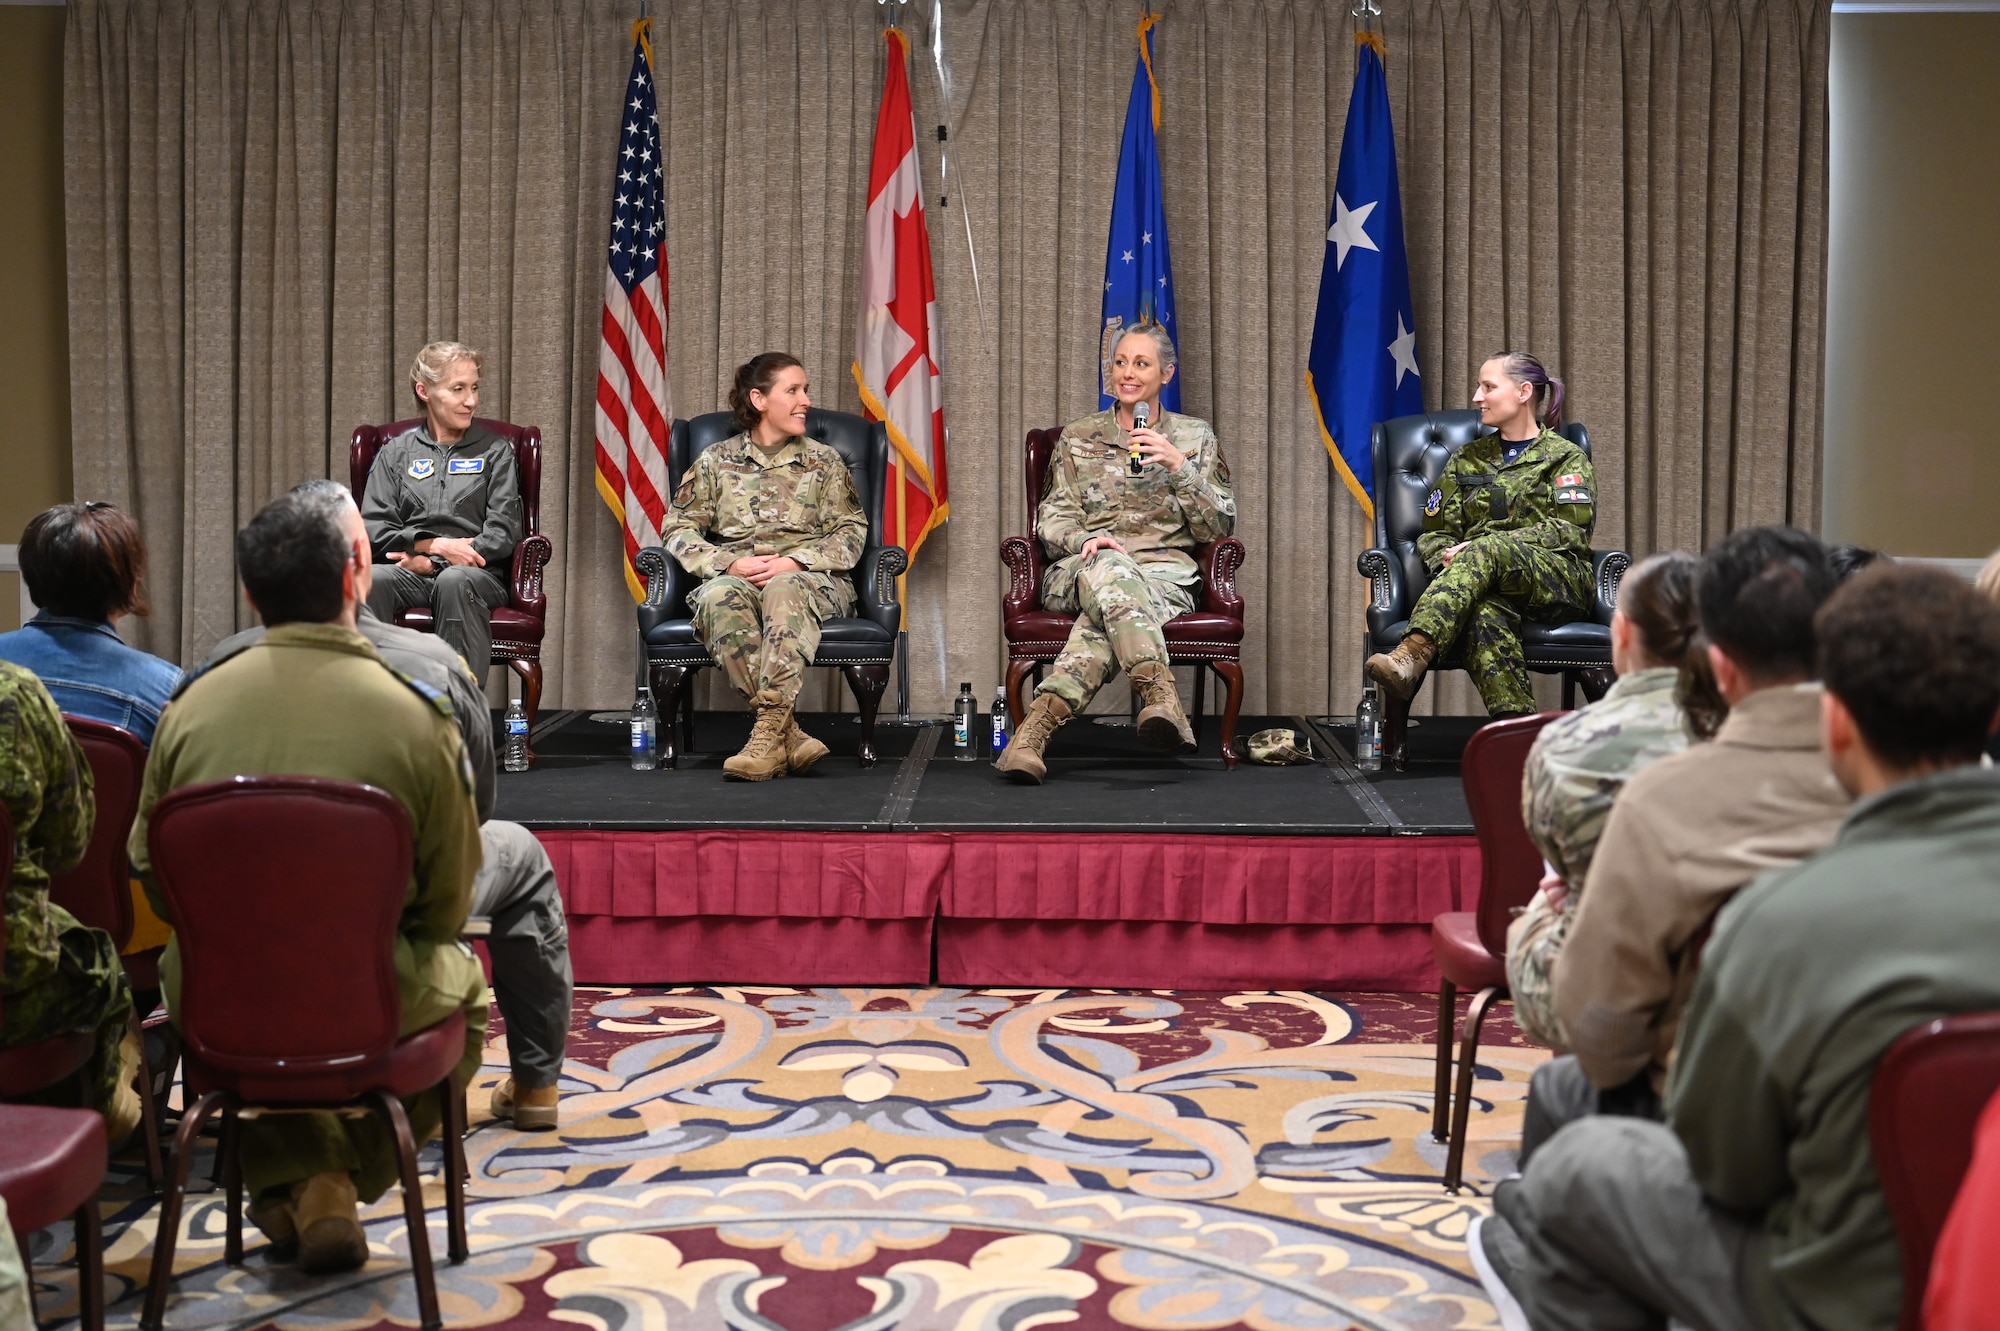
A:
1523 526 1849 1161
0 502 180 743
0 660 139 1139
207 480 571 1131
1979 548 2000 765
1477 563 2000 1331
1925 1084 2000 1331
129 490 488 1274
1507 551 1702 1049
1828 542 1886 582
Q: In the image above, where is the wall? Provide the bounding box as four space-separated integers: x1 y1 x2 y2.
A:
0 3 71 628
1823 11 2000 558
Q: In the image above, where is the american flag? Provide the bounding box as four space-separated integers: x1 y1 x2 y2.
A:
594 20 672 602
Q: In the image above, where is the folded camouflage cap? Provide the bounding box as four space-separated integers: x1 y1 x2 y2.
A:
1244 728 1313 765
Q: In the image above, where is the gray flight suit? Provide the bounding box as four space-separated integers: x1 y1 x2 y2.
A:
362 423 524 682
208 607 572 1091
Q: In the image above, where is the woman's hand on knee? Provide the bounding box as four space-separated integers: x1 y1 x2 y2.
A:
1079 536 1127 561
1439 542 1469 567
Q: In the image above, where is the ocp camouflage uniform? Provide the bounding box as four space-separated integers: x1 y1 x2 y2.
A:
1505 665 1687 1047
1411 427 1596 714
1035 408 1234 711
0 661 132 1122
662 431 867 704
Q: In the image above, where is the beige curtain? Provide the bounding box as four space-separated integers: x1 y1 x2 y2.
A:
66 0 1829 718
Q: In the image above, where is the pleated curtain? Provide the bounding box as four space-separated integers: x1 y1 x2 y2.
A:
65 0 1829 717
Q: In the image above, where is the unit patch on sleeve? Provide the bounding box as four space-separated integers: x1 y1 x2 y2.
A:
408 457 436 479
1424 489 1443 516
447 457 487 475
1556 487 1592 505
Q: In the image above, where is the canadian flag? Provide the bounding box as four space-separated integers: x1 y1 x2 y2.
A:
853 27 948 563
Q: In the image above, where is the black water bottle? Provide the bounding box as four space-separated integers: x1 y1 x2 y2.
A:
952 683 977 761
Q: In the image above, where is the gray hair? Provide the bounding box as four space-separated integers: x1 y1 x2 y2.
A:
1116 321 1177 374
409 340 483 400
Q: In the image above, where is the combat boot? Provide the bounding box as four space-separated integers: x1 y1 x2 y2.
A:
1129 660 1196 752
723 689 792 781
292 1171 367 1274
785 717 830 774
1366 630 1436 702
994 694 1072 784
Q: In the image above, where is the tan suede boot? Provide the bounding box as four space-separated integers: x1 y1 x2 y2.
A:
1129 660 1196 752
723 690 792 781
245 1190 299 1261
105 1026 144 1148
292 1171 368 1274
490 1077 561 1131
994 694 1073 784
1365 630 1437 702
785 717 830 774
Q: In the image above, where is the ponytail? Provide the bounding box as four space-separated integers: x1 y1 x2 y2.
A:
1490 350 1565 428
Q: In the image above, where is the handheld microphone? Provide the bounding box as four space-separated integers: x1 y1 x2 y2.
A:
1129 401 1148 475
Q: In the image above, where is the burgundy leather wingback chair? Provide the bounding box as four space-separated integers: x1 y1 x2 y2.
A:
350 419 553 733
1000 427 1248 766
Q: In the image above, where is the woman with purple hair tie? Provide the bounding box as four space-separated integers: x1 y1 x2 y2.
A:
1365 351 1598 717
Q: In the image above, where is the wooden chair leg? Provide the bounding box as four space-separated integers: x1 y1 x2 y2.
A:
842 664 890 767
1211 659 1244 769
1444 985 1503 1194
439 1078 468 1264
1385 687 1414 771
1005 659 1037 726
140 1089 227 1331
1190 662 1208 749
649 664 690 769
1431 981 1457 1143
221 1104 243 1266
74 1198 103 1331
510 659 544 767
1577 666 1616 703
371 1090 442 1331
1561 671 1577 711
132 1013 164 1194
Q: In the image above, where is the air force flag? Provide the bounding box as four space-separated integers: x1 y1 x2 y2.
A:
1307 32 1422 520
1099 13 1180 413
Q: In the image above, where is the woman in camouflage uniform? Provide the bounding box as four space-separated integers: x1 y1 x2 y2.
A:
996 323 1235 783
1505 552 1704 1048
662 354 868 781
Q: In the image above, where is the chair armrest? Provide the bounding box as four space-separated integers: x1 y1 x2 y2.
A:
1358 547 1410 641
1591 549 1633 625
1198 538 1246 617
855 545 908 634
510 534 553 618
1001 536 1045 618
635 546 692 632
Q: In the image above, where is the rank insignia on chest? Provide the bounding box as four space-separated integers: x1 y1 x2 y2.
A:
447 457 486 475
1557 473 1584 487
1424 489 1442 516
408 458 436 479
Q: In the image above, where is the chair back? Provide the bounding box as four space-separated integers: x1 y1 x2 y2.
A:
1461 711 1563 956
47 717 147 949
1870 1010 2000 1330
1369 410 1591 607
350 418 543 538
146 777 413 1081
1023 427 1064 538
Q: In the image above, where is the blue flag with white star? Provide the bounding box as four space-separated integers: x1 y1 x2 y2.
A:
1099 14 1180 413
1307 35 1422 519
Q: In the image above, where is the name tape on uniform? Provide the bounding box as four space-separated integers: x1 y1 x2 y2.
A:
448 457 487 475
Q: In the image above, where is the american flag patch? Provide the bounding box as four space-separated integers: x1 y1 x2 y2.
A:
1557 472 1584 487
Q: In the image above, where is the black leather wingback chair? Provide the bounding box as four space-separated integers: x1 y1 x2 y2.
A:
1356 410 1630 769
634 409 909 768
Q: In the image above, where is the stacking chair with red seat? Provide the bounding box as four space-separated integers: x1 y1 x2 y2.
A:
1430 710 1560 1193
139 777 469 1331
1869 1010 2000 1331
0 803 110 1330
46 716 165 1189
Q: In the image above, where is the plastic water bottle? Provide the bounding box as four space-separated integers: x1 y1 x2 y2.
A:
952 682 977 761
990 689 1010 757
503 699 530 772
629 688 658 771
1355 687 1383 772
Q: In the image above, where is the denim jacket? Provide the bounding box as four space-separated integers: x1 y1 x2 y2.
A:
0 614 182 744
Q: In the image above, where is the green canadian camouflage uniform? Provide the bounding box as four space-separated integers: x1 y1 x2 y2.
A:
0 661 133 1123
132 624 486 1204
1035 408 1235 711
1410 426 1596 715
1505 666 1688 1048
662 432 867 704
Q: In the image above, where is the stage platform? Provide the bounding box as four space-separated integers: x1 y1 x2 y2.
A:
495 708 1490 992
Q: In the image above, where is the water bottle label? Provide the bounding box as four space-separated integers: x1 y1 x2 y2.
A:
1358 733 1378 759
508 718 529 736
992 718 1008 751
953 716 968 747
630 721 648 752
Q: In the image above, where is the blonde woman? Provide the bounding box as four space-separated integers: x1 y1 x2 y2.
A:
362 341 523 681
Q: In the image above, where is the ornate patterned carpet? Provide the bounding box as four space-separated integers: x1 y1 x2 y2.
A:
39 987 1545 1330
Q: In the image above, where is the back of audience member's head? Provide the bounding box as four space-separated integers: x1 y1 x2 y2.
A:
1827 544 1886 583
19 502 150 623
1976 548 2000 606
235 493 351 627
1816 566 2000 777
1617 552 1703 672
1696 525 1837 686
